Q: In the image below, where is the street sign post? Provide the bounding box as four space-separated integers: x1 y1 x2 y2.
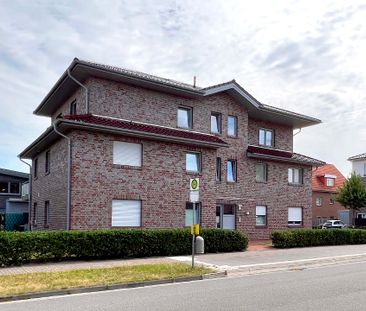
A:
189 178 199 268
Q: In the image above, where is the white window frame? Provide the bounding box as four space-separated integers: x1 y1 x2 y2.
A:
316 197 322 206
112 200 141 227
186 152 201 173
259 128 274 147
288 168 303 184
288 207 302 226
256 205 267 226
113 141 142 167
256 163 267 182
326 178 335 187
177 106 193 129
216 204 235 230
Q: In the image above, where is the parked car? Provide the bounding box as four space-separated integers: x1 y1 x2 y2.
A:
321 220 346 229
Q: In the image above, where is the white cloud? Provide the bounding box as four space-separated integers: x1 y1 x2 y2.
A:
0 0 365 175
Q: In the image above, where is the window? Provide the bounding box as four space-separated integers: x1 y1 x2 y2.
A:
227 160 237 182
113 141 142 167
45 150 50 174
33 203 38 226
259 129 273 147
316 197 322 206
326 178 335 187
186 152 201 173
185 202 200 226
0 182 8 193
211 112 222 134
288 168 303 184
256 206 267 226
227 116 237 137
364 163 366 176
288 207 302 226
216 157 222 182
10 182 20 194
216 205 235 229
112 200 141 227
34 158 38 179
44 201 49 226
0 182 20 194
177 107 192 129
330 198 335 205
70 100 77 115
256 163 267 182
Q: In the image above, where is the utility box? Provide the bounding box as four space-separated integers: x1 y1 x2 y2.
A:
195 236 204 254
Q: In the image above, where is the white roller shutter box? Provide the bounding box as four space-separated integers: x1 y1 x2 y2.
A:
256 206 266 216
288 207 302 222
113 141 142 166
112 200 141 227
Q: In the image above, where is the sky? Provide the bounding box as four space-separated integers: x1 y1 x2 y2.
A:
1 0 366 176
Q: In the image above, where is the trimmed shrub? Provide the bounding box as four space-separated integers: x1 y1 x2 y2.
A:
0 228 248 267
271 229 366 248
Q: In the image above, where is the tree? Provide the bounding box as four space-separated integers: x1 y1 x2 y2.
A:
335 174 366 210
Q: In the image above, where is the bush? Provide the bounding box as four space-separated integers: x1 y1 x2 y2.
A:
0 228 248 267
271 229 366 248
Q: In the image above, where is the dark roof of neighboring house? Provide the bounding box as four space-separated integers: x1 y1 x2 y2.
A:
247 145 325 166
348 153 366 161
312 164 346 192
33 58 321 129
0 168 29 179
18 114 227 159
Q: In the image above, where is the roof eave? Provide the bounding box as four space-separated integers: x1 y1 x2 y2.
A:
59 120 227 149
247 152 325 166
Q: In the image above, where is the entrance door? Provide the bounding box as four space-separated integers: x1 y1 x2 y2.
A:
216 204 235 230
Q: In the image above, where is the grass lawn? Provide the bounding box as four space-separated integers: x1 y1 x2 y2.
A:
0 263 213 298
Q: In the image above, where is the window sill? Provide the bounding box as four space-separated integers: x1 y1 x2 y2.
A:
211 131 222 136
186 171 202 176
227 135 238 139
288 183 303 187
0 193 21 196
258 144 274 148
112 164 143 170
226 181 237 184
288 224 303 228
255 180 267 184
255 225 267 229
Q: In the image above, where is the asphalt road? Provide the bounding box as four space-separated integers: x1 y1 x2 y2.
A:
2 261 366 311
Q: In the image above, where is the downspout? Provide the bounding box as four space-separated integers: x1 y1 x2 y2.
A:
18 158 32 231
53 123 71 230
67 68 89 114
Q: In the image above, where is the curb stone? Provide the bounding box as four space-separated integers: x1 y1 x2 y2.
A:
0 272 226 303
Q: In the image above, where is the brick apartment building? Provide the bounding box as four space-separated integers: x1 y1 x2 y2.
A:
19 58 324 239
312 164 346 227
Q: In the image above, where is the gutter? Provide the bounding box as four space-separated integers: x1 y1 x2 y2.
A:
18 158 32 231
52 123 71 230
67 68 89 114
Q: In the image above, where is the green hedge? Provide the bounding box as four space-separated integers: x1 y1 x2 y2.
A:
271 229 366 248
0 228 248 267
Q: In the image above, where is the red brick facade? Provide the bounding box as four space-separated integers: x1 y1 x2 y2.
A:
29 75 317 239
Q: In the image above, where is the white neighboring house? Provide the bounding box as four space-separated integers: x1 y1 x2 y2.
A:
348 153 366 224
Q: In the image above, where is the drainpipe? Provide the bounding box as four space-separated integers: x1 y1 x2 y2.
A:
53 123 71 230
18 158 32 231
67 68 89 114
293 128 302 136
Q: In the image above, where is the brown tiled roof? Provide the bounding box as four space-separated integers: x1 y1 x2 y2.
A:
63 114 227 146
247 145 325 166
312 164 346 192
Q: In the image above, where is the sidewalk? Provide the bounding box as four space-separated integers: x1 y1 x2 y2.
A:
172 244 366 274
